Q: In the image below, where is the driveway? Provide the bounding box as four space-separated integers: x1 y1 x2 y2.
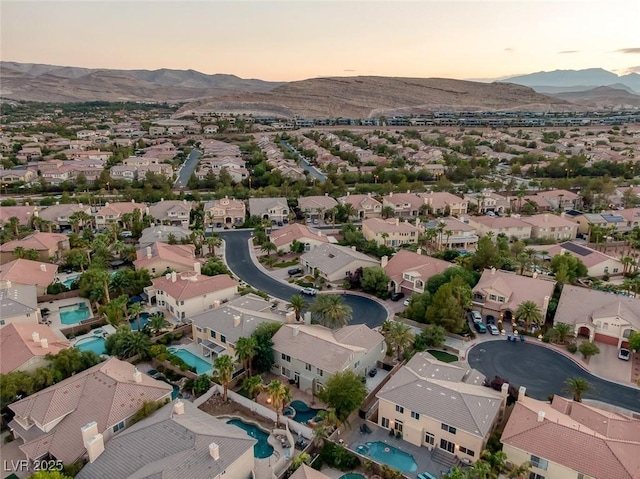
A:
219 230 387 328
467 341 640 413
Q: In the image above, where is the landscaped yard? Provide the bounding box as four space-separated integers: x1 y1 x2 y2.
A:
427 349 458 363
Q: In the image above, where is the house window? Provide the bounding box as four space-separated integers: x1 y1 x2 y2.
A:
441 423 456 434
113 421 125 433
424 432 435 446
530 455 548 471
354 361 360 368
151 268 156 273
395 405 404 413
498 296 505 303
0 320 5 326
221 335 226 343
180 301 185 306
210 330 216 338
281 353 291 362
381 417 390 428
316 368 323 376
613 268 619 273
196 327 202 333
394 420 403 433
603 323 608 330
489 294 497 301
459 446 475 457
528 474 545 479
411 411 420 420
305 363 312 371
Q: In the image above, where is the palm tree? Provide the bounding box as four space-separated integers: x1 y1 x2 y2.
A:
468 460 492 479
342 202 356 222
380 232 389 246
549 322 574 344
381 205 395 219
621 256 636 275
108 222 121 243
481 450 508 476
384 320 414 360
242 374 263 400
563 376 591 402
266 379 291 426
288 294 307 321
148 313 170 336
13 246 26 259
206 234 222 257
260 241 277 257
128 302 144 331
235 336 257 376
120 332 152 359
312 424 330 448
325 207 337 226
309 294 353 329
515 300 543 331
213 354 236 401
507 461 531 479
444 230 453 250
7 216 20 237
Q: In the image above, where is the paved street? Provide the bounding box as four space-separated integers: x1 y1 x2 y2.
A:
174 149 202 188
219 230 387 328
467 341 640 413
279 141 327 182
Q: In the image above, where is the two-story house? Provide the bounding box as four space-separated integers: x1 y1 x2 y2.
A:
205 197 246 227
0 205 38 229
519 213 578 241
298 195 339 219
248 197 289 223
338 193 382 219
272 323 386 394
37 203 93 231
0 232 70 264
0 259 58 296
94 201 146 228
466 215 532 242
0 283 39 328
535 189 580 210
382 192 423 217
300 244 379 283
376 353 505 464
464 191 510 214
418 192 468 216
424 217 479 251
362 218 421 247
545 242 624 278
134 243 200 276
382 249 452 296
269 223 328 252
148 200 192 227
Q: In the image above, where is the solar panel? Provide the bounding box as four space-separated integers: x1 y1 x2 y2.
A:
601 214 624 222
561 242 592 257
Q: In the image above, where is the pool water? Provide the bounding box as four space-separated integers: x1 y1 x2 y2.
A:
130 312 150 331
226 419 274 458
75 337 106 355
59 303 91 325
168 347 212 374
290 399 325 424
62 274 81 289
356 441 418 472
339 475 366 479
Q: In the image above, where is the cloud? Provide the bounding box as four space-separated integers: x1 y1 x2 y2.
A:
343 69 356 72
624 65 640 73
504 48 514 53
617 48 640 54
558 50 579 54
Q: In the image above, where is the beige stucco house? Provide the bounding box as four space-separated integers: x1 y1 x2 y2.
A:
362 217 421 247
545 242 624 278
134 242 199 276
205 197 246 227
338 193 382 219
519 213 578 241
418 191 468 216
299 244 379 282
466 215 532 242
383 249 452 296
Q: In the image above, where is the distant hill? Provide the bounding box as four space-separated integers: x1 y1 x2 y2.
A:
504 68 640 94
550 86 640 108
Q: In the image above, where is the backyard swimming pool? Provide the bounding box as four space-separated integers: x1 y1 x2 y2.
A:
130 312 150 331
59 303 91 325
75 337 106 355
339 474 366 479
226 418 274 458
355 441 418 473
290 399 325 424
62 274 81 289
167 347 212 374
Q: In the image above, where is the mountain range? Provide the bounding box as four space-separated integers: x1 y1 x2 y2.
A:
503 68 640 93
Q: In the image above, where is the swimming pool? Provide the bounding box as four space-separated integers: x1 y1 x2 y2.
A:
226 418 274 458
355 441 418 473
59 303 91 325
168 347 212 374
339 474 366 479
75 337 106 355
62 274 81 289
290 399 325 424
130 312 150 331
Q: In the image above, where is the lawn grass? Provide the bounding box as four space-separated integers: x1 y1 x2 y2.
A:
274 259 300 268
427 349 458 363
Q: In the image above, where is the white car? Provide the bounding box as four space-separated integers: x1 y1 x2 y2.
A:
488 324 500 335
618 348 631 361
471 311 482 322
403 298 411 307
300 287 318 296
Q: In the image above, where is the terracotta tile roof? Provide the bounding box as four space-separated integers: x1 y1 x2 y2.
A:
0 205 38 225
298 195 338 211
418 191 467 210
9 358 172 464
473 268 555 313
502 396 640 479
468 215 532 229
269 223 328 248
0 324 70 374
134 242 197 271
384 249 452 286
338 193 382 210
0 232 68 253
382 192 423 209
0 259 58 289
363 217 420 234
38 204 91 223
545 242 621 268
519 214 578 229
152 272 238 301
96 201 145 217
537 189 579 200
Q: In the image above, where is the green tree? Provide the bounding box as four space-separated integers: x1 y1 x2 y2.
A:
628 331 640 352
472 236 501 270
403 291 431 323
426 276 471 332
549 322 574 344
148 313 171 336
260 241 277 257
251 322 282 373
563 376 592 402
289 453 311 473
266 379 291 426
29 472 73 479
47 348 101 377
550 253 588 284
383 320 414 360
317 370 367 422
413 324 447 351
235 336 257 376
507 461 532 479
288 294 307 321
128 302 144 331
309 294 353 329
360 266 390 298
515 300 543 331
64 248 90 272
206 234 222 257
78 267 112 306
577 340 600 360
213 354 235 401
242 374 263 400
101 294 129 327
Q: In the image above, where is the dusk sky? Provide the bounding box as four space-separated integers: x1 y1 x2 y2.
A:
2 1 640 81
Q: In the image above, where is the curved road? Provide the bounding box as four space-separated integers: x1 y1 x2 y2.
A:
219 230 387 328
468 341 640 413
174 149 202 188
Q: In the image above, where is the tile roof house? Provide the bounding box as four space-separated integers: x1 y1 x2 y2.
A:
466 215 532 242
300 244 379 282
76 399 256 479
0 323 70 373
472 268 556 323
138 225 192 249
205 197 247 227
424 216 479 251
148 199 192 227
248 197 289 223
8 358 172 465
338 193 383 219
519 213 578 241
376 353 505 464
0 259 58 296
535 189 581 210
134 242 199 275
382 192 423 217
545 241 624 278
464 191 510 214
272 323 386 395
0 232 70 264
501 395 640 479
362 217 421 247
0 205 38 227
383 249 453 296
268 223 328 252
94 201 146 228
0 283 39 328
418 191 469 216
37 203 93 230
149 271 238 322
553 285 639 348
298 195 339 218
290 465 333 479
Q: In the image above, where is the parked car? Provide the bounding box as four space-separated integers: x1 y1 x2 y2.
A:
488 324 500 335
288 267 303 276
471 310 482 322
403 298 411 306
121 230 133 238
486 315 496 325
390 291 405 301
300 287 318 296
474 322 487 333
618 348 631 361
368 368 378 377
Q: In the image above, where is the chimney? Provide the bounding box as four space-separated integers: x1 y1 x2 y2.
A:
389 192 393 198
518 386 526 400
173 400 185 415
285 310 296 323
131 199 135 203
133 367 142 383
560 211 566 218
209 442 220 461
501 382 509 398
81 422 99 444
233 315 241 327
416 248 422 256
213 300 220 309
533 272 538 279
55 201 60 206
146 246 152 259
105 202 109 207
381 255 388 268
491 267 496 275
406 189 410 194
171 271 177 283
40 338 48 349
544 214 549 222
40 264 46 272
293 325 299 337
351 246 357 251
85 433 105 463
32 331 40 343
395 218 400 226
367 192 371 197
194 262 201 275
537 411 546 423
165 273 171 280
543 295 550 313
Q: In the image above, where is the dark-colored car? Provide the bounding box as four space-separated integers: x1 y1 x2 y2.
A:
368 368 378 377
390 292 405 301
486 315 496 325
474 321 487 333
288 267 303 276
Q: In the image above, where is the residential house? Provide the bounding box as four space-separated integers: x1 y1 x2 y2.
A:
376 353 505 464
8 358 172 465
0 232 70 264
472 268 555 323
501 395 640 479
0 205 38 228
300 244 379 283
37 203 93 230
418 192 468 216
0 168 37 184
298 195 339 219
362 217 421 247
268 223 328 252
248 197 289 223
0 259 58 296
466 215 532 242
536 189 581 210
338 193 382 219
424 217 479 251
553 285 639 347
0 324 70 374
383 249 452 296
464 191 510 214
290 465 333 479
205 197 246 227
571 211 630 236
138 225 192 249
148 199 192 227
76 399 256 479
272 323 386 394
545 241 624 278
94 201 146 228
134 243 200 275
0 283 39 328
382 192 423 217
519 213 578 241
148 271 238 322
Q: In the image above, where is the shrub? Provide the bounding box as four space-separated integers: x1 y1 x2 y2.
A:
149 344 167 358
567 343 578 353
318 442 360 471
173 332 183 340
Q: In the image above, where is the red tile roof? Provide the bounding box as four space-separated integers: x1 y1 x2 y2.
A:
0 324 70 373
152 272 237 301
